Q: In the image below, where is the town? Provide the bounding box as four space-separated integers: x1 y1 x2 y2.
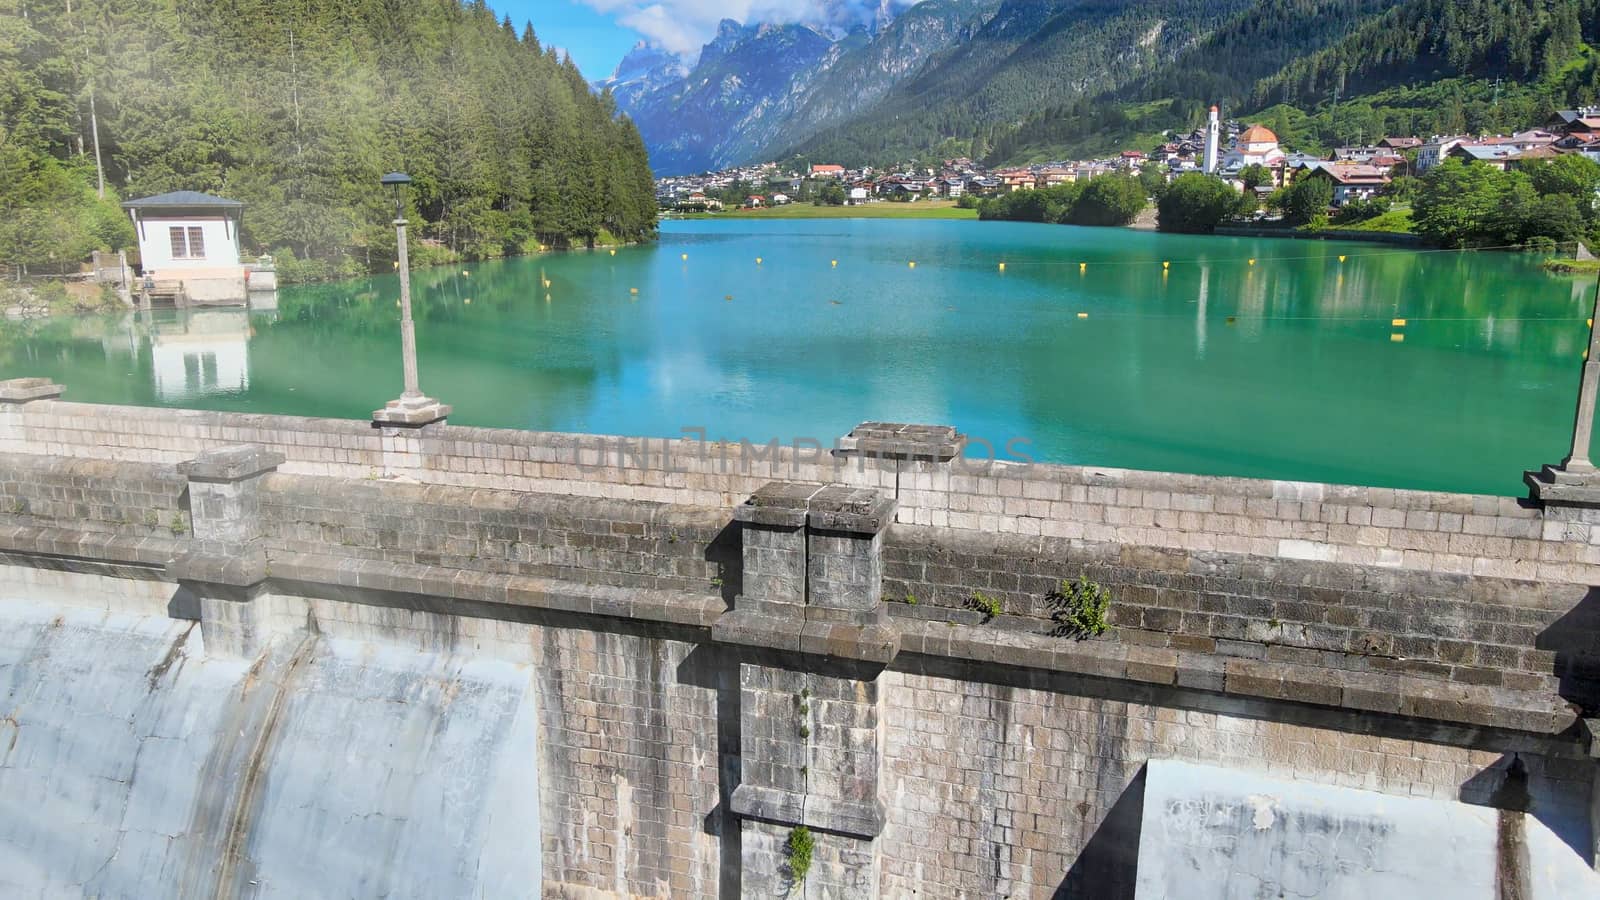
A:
656 105 1600 217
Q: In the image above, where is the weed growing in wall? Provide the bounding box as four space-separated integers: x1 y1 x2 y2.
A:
796 688 811 739
786 825 814 883
1048 576 1111 638
968 592 1003 623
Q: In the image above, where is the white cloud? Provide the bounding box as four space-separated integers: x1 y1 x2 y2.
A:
585 0 915 59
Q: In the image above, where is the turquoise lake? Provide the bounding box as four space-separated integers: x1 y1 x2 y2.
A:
3 218 1594 496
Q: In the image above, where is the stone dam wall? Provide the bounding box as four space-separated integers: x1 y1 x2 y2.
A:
1 383 1599 897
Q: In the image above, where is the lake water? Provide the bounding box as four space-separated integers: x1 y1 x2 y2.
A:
3 219 1592 496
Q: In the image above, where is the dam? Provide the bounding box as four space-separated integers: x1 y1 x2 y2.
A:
2 377 1600 897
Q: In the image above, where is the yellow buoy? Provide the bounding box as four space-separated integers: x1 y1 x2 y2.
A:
1079 262 1087 270
1392 318 1407 327
1338 255 1346 262
1391 333 1405 343
756 257 763 265
392 261 399 269
1162 261 1169 269
1077 312 1089 319
610 249 616 255
681 253 688 260
831 260 838 267
462 270 470 276
1248 258 1256 266
908 261 916 268
998 262 1006 271
629 287 639 294
464 297 471 304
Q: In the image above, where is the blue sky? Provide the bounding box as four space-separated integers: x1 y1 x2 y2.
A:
494 1 644 80
495 1 909 81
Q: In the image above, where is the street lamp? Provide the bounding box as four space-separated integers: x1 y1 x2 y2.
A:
372 171 451 427
1527 268 1600 506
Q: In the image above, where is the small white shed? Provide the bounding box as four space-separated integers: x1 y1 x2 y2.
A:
123 191 247 304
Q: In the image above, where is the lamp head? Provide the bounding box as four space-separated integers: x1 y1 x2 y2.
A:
381 172 412 219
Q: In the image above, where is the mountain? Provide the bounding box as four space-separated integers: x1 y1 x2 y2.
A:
985 0 1600 163
601 2 998 174
611 0 1600 174
605 20 836 175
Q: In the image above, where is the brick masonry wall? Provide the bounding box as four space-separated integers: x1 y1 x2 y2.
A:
0 451 188 538
6 398 1600 589
256 474 734 597
882 525 1596 699
877 668 1595 900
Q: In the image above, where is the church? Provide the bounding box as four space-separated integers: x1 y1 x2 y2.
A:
1221 124 1286 170
1203 105 1286 180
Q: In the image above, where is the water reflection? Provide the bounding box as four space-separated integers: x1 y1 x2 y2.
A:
150 310 253 401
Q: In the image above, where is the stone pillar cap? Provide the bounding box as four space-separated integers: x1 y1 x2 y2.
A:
0 377 64 403
807 484 895 534
734 481 820 527
182 445 285 482
836 421 964 461
734 481 896 534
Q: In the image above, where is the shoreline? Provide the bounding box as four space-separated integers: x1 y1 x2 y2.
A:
1213 225 1424 245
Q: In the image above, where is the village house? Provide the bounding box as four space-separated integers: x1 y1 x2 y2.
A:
847 186 870 205
1417 136 1472 172
1034 166 1074 188
1116 150 1146 172
1300 163 1392 207
809 164 845 178
123 191 248 305
769 193 791 205
1449 143 1517 170
1378 136 1423 151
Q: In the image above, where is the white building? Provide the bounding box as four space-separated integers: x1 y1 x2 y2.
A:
123 191 247 304
1221 125 1286 170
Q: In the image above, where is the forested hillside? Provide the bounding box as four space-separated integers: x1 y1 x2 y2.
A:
781 0 1258 164
986 0 1600 164
0 0 657 281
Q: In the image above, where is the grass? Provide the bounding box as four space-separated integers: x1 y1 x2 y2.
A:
691 200 976 220
1543 258 1600 275
1337 206 1414 234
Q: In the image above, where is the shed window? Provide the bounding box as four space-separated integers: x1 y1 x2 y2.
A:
168 226 207 259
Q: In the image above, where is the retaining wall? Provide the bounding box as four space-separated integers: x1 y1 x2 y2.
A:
2 390 1599 897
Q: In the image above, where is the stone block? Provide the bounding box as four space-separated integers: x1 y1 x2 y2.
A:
0 377 63 403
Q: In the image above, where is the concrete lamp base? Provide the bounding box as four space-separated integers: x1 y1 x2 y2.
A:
372 394 451 428
1525 463 1600 508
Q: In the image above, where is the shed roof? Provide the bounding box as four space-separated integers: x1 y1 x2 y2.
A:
122 191 243 210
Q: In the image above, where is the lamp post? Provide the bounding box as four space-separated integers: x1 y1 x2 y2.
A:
1526 268 1600 507
372 172 450 427
1560 269 1600 472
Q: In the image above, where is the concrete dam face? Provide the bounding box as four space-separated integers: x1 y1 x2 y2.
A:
3 386 1600 897
0 567 542 898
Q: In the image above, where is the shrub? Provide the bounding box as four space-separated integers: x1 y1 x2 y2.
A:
1066 174 1147 226
786 826 814 883
968 592 1003 622
1049 577 1111 639
1278 176 1334 227
1157 174 1252 233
